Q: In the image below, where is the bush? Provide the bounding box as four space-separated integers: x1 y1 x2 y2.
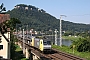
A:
73 38 90 52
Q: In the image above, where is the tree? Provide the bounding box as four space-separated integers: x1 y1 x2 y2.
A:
5 18 21 31
0 3 6 13
72 38 90 52
0 3 7 34
0 17 21 34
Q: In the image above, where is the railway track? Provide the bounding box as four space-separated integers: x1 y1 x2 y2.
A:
43 49 86 60
28 45 85 60
18 37 86 60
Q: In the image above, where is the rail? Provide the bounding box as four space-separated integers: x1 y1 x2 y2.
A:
17 37 86 60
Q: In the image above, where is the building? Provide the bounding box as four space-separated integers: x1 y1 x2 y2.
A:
0 14 11 59
25 7 28 10
0 30 10 59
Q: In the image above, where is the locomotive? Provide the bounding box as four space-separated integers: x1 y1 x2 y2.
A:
31 36 51 51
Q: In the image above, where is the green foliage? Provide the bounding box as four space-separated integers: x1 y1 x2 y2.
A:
10 34 16 59
10 34 27 60
7 4 90 32
71 31 90 52
15 45 22 51
64 31 74 36
7 5 59 31
5 18 21 30
0 17 21 34
72 38 90 52
0 24 7 34
11 43 28 60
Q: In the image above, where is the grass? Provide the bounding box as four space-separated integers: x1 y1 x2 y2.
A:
21 58 29 60
14 44 29 60
15 44 22 51
52 45 90 60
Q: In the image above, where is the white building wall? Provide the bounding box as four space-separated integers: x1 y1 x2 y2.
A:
0 32 10 59
25 7 28 10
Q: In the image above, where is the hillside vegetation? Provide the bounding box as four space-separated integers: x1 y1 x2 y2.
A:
7 4 90 32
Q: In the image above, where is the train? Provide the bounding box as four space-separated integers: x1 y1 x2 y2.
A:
31 36 52 51
17 34 52 52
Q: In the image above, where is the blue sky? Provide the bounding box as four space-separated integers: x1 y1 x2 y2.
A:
1 0 90 24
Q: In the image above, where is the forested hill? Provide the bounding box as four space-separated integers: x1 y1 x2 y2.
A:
7 4 90 32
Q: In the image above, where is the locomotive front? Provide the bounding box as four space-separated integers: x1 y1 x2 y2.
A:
43 39 51 51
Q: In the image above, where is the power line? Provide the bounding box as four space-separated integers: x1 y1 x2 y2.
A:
67 14 90 17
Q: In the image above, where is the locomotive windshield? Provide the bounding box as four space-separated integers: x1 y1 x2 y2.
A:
43 41 51 45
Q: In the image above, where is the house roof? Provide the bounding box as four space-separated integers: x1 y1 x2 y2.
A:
0 14 10 24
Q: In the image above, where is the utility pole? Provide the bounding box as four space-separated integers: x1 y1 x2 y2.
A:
23 29 25 54
60 15 66 47
55 29 58 45
52 30 53 45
